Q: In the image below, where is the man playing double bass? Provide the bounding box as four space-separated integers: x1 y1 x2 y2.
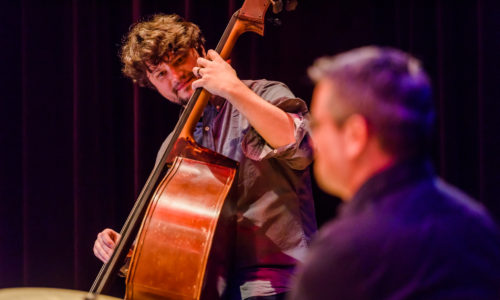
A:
92 14 316 300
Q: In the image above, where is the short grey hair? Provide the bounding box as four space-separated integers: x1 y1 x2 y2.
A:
309 46 435 159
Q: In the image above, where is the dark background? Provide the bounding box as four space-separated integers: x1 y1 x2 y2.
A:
1 0 499 296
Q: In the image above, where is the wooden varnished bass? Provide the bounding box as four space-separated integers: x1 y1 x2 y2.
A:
86 1 273 299
126 139 238 299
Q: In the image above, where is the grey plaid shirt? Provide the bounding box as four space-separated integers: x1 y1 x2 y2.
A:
156 79 317 299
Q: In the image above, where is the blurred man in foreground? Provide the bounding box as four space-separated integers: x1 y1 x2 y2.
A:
290 46 500 299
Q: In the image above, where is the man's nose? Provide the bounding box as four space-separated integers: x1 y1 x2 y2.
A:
170 66 187 82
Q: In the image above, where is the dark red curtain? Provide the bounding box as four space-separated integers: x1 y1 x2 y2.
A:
1 0 499 295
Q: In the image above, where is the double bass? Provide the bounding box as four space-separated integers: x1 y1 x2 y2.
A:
86 0 278 299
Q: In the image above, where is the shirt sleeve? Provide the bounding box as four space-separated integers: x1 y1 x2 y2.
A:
240 80 313 170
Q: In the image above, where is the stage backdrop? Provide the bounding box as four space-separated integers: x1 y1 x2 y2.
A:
1 0 499 296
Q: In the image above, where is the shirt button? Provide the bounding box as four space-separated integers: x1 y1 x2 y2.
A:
216 105 220 111
273 149 278 154
204 126 210 132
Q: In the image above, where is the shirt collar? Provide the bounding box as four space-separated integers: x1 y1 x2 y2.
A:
340 157 434 217
209 95 226 112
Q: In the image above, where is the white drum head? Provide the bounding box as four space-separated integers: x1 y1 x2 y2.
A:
0 287 121 300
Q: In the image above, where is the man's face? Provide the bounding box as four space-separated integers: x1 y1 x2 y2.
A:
146 48 201 106
310 80 350 199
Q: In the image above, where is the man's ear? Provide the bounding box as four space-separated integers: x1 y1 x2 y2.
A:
200 46 206 57
343 114 369 160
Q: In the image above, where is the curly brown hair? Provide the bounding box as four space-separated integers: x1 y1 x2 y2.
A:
120 14 206 87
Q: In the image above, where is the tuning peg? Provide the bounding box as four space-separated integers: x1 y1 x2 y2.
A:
285 0 298 11
270 0 283 14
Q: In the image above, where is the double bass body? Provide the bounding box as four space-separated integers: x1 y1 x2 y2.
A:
126 138 238 300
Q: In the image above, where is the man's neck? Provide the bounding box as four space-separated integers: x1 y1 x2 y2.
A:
345 150 395 200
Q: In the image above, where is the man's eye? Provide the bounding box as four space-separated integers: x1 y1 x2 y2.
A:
157 71 166 78
174 56 186 66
